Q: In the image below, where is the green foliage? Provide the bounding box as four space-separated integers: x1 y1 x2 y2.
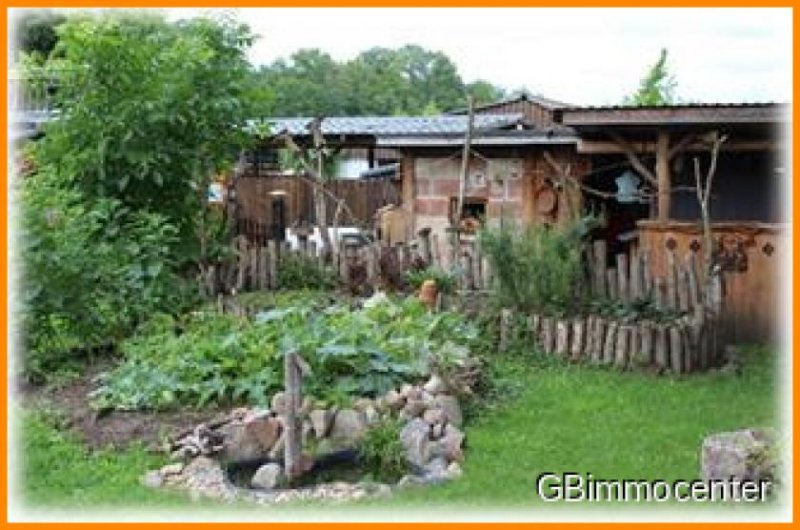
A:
404 267 457 294
623 48 677 106
466 80 506 107
19 167 195 381
258 45 506 116
91 296 479 411
358 416 410 481
276 254 338 290
34 12 268 250
479 221 588 314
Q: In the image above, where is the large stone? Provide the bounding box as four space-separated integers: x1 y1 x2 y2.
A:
423 456 449 477
400 418 432 467
423 374 448 394
422 407 445 426
309 409 335 439
271 392 287 415
328 409 368 445
219 421 266 463
141 470 163 488
251 463 285 490
160 462 185 476
385 390 406 411
402 399 427 418
246 415 282 451
442 424 465 462
434 394 463 427
701 429 777 482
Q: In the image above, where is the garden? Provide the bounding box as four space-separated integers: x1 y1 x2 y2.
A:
14 11 782 518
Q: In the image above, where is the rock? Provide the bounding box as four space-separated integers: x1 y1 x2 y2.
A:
446 461 463 479
442 424 465 462
309 409 335 439
423 456 449 477
141 470 163 488
329 409 368 445
406 386 423 401
385 390 406 411
420 391 435 406
397 474 428 488
300 397 314 416
423 374 448 394
246 415 282 451
364 406 380 425
431 423 445 440
271 392 286 415
402 399 426 418
422 408 445 426
400 418 431 467
219 421 267 463
230 407 250 420
268 432 285 460
399 383 414 398
434 394 463 427
302 419 315 444
363 290 390 308
701 429 777 482
160 462 184 476
251 463 285 490
353 398 373 412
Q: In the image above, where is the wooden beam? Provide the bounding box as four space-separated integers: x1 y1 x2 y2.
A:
656 130 671 221
577 139 777 155
607 131 658 187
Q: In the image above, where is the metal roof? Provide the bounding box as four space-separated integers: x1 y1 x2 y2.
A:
559 102 788 127
261 114 525 137
447 90 570 114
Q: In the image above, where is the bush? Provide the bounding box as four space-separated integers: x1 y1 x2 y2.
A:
404 267 457 294
19 168 193 380
91 296 479 411
479 221 587 314
276 254 338 290
358 416 409 481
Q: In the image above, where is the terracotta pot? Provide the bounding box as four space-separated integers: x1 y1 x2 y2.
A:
419 279 438 310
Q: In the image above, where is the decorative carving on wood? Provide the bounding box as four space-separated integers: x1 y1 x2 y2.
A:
712 235 753 273
689 239 701 253
762 242 775 257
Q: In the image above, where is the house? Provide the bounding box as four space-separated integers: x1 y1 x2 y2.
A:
239 97 787 343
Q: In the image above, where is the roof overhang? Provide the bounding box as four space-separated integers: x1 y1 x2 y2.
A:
376 135 579 147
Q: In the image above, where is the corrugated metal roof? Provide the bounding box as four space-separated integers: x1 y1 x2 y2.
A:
560 102 784 112
447 90 570 114
261 114 525 137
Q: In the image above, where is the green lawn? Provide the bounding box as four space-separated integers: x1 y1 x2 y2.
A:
17 345 781 516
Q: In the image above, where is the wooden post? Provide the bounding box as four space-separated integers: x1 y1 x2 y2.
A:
686 252 701 314
499 309 513 353
669 325 683 374
555 319 570 358
365 246 378 286
615 325 631 369
235 238 247 292
248 244 259 290
284 351 311 482
602 321 618 365
606 269 618 301
481 256 493 291
616 253 629 303
666 247 678 310
258 246 268 290
267 240 278 290
592 240 607 296
638 321 654 367
656 130 671 220
629 248 641 301
677 267 690 313
641 249 652 298
570 319 585 362
654 324 668 370
417 228 433 266
653 277 665 310
445 227 459 271
590 317 606 364
529 313 541 342
540 317 555 355
460 252 474 291
431 232 442 269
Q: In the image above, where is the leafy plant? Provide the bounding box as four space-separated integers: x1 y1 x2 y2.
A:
479 220 588 315
357 416 409 481
91 296 479 411
405 267 457 294
276 254 338 290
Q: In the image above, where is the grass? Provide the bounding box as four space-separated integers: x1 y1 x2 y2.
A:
16 344 780 515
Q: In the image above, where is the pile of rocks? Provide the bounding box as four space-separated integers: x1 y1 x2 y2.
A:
143 373 468 502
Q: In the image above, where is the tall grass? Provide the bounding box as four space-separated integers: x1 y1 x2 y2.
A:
479 221 587 315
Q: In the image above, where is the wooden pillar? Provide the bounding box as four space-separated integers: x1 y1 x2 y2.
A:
656 130 671 221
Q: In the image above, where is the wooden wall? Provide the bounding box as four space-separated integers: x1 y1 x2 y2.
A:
637 220 788 345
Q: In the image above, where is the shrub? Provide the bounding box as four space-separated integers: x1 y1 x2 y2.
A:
276 254 338 290
91 296 479 411
358 416 409 481
479 221 588 314
404 267 457 294
18 168 193 380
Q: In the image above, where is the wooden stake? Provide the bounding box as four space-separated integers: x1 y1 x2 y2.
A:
555 319 570 358
267 240 278 290
540 317 555 355
593 240 607 296
669 325 683 374
570 319 585 362
615 325 631 369
499 308 513 353
654 324 668 370
602 321 618 365
638 321 654 366
616 253 629 303
629 247 641 301
666 247 678 310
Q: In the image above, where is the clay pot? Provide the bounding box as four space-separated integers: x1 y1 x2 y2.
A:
419 279 438 310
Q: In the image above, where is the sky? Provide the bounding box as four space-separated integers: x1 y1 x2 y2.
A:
161 7 792 106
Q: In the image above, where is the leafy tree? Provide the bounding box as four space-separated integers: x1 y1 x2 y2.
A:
467 80 506 107
624 48 677 106
35 12 267 254
258 49 345 116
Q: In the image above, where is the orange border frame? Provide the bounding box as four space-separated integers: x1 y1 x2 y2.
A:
1 2 796 526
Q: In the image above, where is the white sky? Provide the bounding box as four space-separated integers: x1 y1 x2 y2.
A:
26 7 794 106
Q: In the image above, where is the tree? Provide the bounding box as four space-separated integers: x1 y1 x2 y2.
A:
624 48 677 106
467 80 506 107
35 12 268 258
